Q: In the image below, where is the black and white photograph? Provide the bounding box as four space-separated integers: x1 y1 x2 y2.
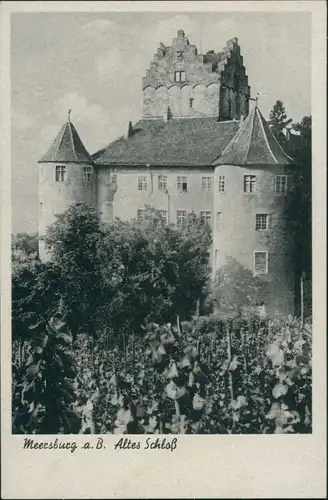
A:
1 1 326 498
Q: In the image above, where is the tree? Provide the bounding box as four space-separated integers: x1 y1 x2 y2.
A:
99 207 212 343
285 116 312 317
212 257 268 316
268 100 292 145
43 203 105 339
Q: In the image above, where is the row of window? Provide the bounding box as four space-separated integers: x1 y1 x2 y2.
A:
54 166 288 196
136 209 270 231
137 174 289 195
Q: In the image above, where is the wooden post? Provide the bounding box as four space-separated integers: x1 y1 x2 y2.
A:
226 324 235 429
300 272 304 326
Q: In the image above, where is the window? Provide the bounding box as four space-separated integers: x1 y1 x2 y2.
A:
83 166 93 182
159 209 168 224
174 71 186 82
137 208 145 222
256 214 269 231
138 176 148 191
158 175 167 191
202 176 212 192
39 202 43 216
177 176 188 192
275 175 288 195
106 169 117 184
176 51 184 62
176 210 187 227
254 251 268 275
200 211 212 225
103 202 112 222
244 175 257 193
189 98 194 108
55 165 66 182
218 175 225 193
215 212 221 231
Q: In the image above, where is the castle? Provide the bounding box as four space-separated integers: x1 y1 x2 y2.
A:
38 30 296 315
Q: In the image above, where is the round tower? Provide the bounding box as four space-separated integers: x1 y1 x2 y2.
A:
38 111 96 260
212 104 297 316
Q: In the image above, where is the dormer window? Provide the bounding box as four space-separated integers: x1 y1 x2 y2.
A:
174 71 186 83
55 165 66 182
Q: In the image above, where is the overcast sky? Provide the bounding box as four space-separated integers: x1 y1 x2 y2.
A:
11 11 311 234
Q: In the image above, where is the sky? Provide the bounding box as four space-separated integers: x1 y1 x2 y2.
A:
11 11 311 234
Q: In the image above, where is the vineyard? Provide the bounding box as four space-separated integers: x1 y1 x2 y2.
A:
12 314 312 435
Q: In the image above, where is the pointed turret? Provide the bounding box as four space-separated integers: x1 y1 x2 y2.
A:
39 118 92 164
214 105 294 165
38 112 96 261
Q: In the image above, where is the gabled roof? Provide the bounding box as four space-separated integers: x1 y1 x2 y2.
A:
213 106 295 166
39 121 92 164
92 118 240 166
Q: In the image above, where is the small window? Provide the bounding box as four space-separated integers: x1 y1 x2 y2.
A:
176 51 184 62
200 211 212 225
159 209 168 224
83 166 93 182
138 176 148 191
176 210 187 227
106 169 117 184
177 176 188 192
174 71 186 83
202 176 212 192
55 165 66 182
275 175 288 195
39 202 43 216
137 208 145 222
189 98 194 109
215 212 221 231
254 251 268 275
256 214 269 231
103 202 112 222
158 175 167 192
244 175 257 193
218 175 225 193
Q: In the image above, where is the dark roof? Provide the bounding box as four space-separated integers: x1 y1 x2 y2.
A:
92 118 240 166
39 121 92 163
213 106 295 166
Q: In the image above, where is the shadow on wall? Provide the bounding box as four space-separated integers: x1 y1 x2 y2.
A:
212 257 270 317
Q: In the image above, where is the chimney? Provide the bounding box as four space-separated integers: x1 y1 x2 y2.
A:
124 121 133 140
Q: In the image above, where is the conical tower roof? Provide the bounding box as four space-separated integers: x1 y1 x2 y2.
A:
39 119 92 163
213 105 294 166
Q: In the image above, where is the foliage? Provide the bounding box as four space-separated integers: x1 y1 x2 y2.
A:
12 259 61 343
41 204 211 342
43 203 104 338
12 316 81 434
269 100 292 143
70 315 312 435
212 258 268 316
12 232 39 264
